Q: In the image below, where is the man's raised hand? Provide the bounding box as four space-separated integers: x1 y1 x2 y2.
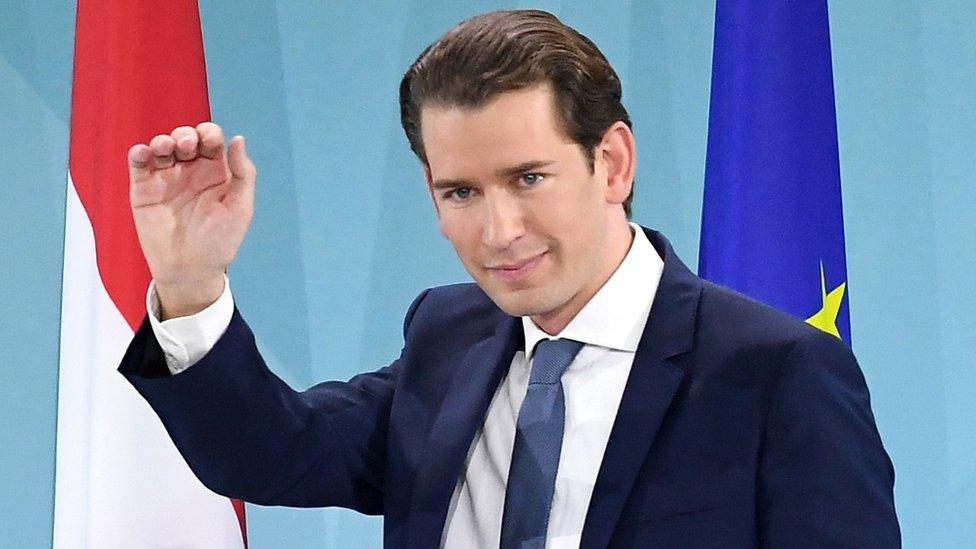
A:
128 122 256 320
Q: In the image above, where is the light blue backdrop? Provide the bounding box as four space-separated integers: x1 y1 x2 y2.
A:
1 1 973 547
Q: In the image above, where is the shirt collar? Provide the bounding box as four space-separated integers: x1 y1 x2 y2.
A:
523 224 664 359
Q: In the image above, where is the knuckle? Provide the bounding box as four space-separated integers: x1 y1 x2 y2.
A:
127 145 146 163
150 138 175 155
202 134 222 148
197 121 223 138
149 134 169 147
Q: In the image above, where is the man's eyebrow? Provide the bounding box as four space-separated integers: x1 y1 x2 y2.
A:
496 160 555 179
430 160 556 190
430 178 473 190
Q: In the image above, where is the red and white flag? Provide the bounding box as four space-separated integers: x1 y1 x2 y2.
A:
54 1 246 546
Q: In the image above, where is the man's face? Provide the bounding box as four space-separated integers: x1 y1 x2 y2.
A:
421 85 629 330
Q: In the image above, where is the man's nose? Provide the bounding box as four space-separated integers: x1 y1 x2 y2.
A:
482 192 525 249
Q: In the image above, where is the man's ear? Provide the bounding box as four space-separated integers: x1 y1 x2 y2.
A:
597 121 636 207
423 163 441 217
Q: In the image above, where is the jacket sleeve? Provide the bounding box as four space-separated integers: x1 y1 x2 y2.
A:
757 330 901 547
117 289 430 514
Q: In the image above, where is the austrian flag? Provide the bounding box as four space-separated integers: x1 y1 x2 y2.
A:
54 1 246 546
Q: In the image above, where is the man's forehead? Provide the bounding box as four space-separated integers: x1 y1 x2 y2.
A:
420 86 578 177
421 87 554 130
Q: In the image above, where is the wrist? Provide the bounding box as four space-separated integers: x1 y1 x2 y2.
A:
155 275 226 320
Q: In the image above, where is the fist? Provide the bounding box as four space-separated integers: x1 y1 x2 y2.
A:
128 122 256 319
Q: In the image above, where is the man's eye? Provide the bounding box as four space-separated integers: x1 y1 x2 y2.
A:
449 187 472 201
520 173 544 186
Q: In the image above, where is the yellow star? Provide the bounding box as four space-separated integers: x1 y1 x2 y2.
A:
806 262 846 339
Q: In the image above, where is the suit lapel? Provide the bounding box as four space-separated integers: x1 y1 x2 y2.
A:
580 229 702 547
408 313 521 548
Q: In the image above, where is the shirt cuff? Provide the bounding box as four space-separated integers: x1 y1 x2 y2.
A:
146 275 234 375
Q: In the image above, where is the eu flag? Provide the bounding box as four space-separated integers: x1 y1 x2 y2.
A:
699 0 852 343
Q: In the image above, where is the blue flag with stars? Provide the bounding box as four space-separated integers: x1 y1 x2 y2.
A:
699 0 852 343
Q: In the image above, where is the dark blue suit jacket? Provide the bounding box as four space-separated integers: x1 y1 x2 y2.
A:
120 229 900 547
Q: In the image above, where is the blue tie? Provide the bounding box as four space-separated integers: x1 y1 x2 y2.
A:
500 338 584 549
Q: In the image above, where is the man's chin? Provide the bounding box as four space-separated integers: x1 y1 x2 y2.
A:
483 287 554 319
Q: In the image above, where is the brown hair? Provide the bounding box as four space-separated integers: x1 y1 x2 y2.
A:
399 9 634 216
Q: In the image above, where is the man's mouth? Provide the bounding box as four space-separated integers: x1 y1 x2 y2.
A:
486 251 547 283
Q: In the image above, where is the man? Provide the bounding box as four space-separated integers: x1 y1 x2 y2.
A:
120 9 899 548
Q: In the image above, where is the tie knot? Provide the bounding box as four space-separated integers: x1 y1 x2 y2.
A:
529 338 584 384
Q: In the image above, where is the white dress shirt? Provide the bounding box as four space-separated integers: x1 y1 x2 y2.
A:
149 223 664 548
147 274 234 375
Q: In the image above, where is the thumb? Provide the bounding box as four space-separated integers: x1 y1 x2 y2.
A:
226 135 256 208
